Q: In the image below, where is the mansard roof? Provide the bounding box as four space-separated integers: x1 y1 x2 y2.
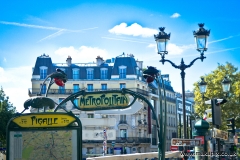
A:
111 57 138 75
32 55 139 79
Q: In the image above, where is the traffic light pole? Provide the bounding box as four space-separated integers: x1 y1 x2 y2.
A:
216 125 221 160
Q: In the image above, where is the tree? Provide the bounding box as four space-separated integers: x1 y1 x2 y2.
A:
193 62 240 130
0 87 16 147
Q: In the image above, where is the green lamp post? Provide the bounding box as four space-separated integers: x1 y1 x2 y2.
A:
143 66 167 160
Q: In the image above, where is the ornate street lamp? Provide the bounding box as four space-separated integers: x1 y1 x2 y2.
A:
221 76 231 94
143 66 167 160
198 77 208 99
193 23 210 53
154 24 210 140
154 27 171 59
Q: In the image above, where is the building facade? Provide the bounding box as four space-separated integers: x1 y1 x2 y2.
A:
176 92 195 139
29 53 177 157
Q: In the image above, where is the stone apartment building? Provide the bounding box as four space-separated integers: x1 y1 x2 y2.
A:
28 53 177 157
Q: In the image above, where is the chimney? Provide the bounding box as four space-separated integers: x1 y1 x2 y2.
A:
66 56 72 66
96 56 104 66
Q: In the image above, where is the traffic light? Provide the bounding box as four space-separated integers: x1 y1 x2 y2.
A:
227 118 235 135
207 98 227 125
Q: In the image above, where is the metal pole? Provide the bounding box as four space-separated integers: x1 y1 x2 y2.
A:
156 77 163 160
179 114 181 138
181 70 187 139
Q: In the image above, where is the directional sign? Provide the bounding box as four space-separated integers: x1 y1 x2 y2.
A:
12 113 76 127
212 128 228 140
171 138 201 146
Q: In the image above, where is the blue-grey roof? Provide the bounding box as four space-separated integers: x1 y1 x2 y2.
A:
111 57 138 75
32 55 139 80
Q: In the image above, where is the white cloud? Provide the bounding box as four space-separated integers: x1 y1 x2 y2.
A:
168 43 183 55
0 66 32 112
54 46 109 63
3 57 6 62
147 43 194 55
109 23 158 37
170 13 181 18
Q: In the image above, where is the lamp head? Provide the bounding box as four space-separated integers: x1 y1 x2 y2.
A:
198 77 207 94
222 76 231 93
193 23 210 52
154 27 170 57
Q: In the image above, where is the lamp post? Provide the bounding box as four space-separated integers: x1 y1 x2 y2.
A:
154 23 210 140
198 76 231 159
143 66 167 160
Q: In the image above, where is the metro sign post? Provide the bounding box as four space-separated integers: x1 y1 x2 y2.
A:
212 128 228 140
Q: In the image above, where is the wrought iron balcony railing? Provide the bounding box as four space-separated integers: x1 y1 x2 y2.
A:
118 120 128 124
28 88 149 96
82 137 151 144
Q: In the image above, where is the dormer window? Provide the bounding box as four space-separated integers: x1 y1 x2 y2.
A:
40 84 46 94
73 68 79 79
119 66 126 79
87 68 94 80
136 67 139 75
40 66 48 79
100 68 108 79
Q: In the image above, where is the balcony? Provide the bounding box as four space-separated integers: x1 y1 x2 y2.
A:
118 120 128 124
115 137 151 143
28 88 149 96
82 137 151 144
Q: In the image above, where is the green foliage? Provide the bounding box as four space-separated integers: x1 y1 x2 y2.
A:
0 87 16 147
193 62 240 130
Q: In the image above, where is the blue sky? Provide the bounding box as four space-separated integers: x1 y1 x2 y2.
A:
0 0 240 112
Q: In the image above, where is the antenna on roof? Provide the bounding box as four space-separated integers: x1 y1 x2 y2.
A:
117 52 125 57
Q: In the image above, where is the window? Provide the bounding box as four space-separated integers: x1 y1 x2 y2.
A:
59 98 66 108
138 129 141 137
59 86 65 94
40 84 46 94
101 84 107 90
138 114 141 120
73 69 79 79
152 125 157 145
120 83 126 89
40 66 48 79
100 68 108 79
144 130 147 137
87 84 93 91
120 129 127 138
73 84 80 93
136 67 139 75
119 66 126 78
74 98 79 107
87 68 94 80
120 115 126 121
88 114 94 118
87 147 93 154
